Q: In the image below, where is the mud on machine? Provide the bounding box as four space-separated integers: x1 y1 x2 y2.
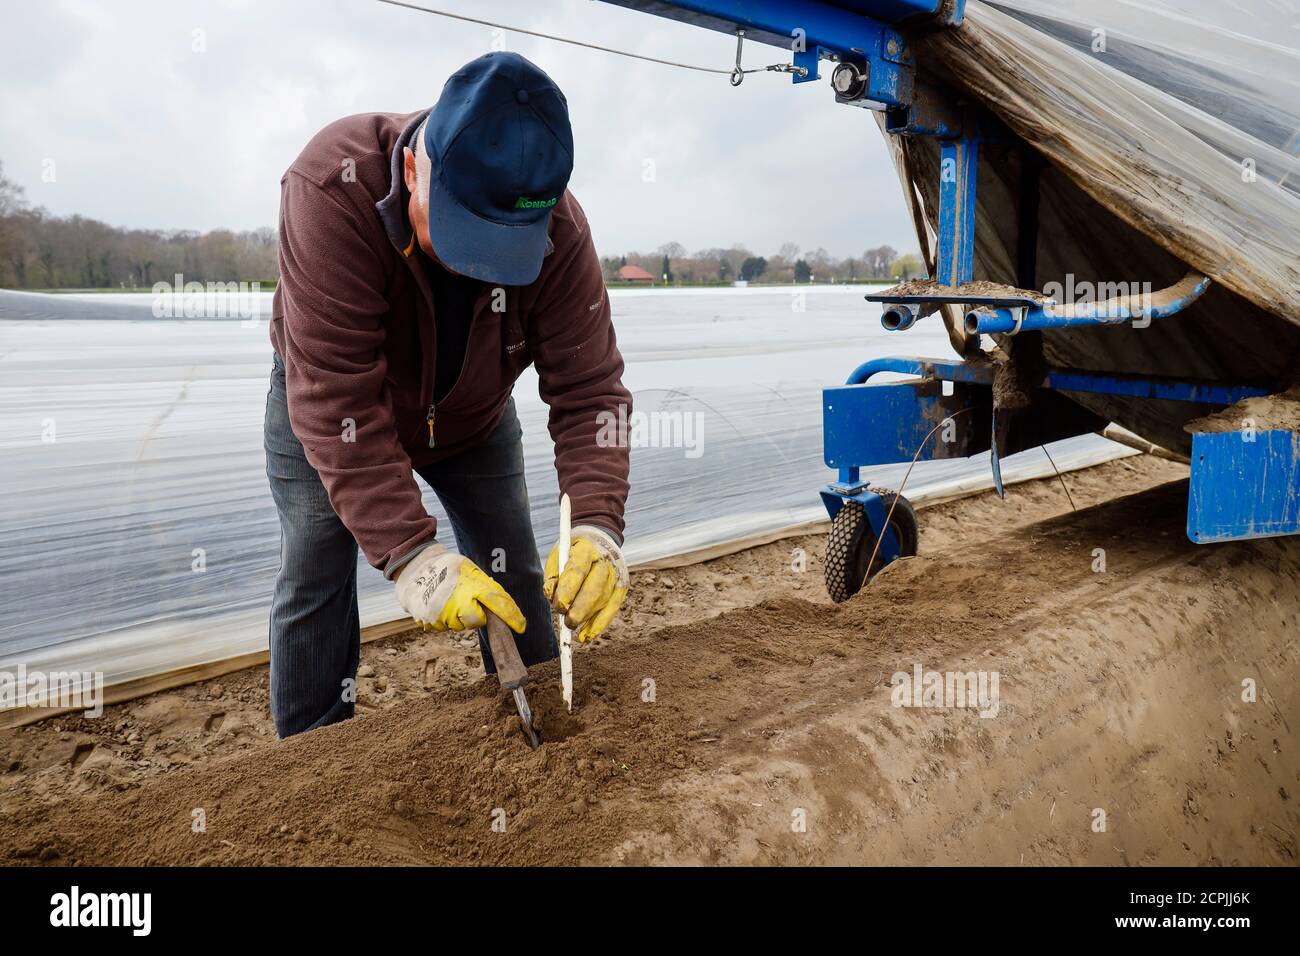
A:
602 0 1300 601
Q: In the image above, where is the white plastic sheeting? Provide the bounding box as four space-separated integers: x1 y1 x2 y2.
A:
0 286 1128 705
883 0 1300 455
939 0 1300 322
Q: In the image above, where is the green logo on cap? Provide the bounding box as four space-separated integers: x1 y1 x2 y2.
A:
514 195 558 210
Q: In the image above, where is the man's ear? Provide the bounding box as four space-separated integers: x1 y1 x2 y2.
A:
402 146 417 194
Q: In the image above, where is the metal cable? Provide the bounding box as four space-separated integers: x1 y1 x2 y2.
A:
857 425 1081 591
1040 444 1078 511
374 0 807 83
859 408 975 591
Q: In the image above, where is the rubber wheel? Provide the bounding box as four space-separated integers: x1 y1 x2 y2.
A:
824 489 919 603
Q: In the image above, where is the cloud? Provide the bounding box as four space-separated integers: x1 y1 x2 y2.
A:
0 0 915 257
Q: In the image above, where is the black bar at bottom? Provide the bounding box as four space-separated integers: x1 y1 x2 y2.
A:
0 865 1288 942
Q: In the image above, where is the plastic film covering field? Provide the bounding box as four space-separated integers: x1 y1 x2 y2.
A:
0 286 1125 705
957 0 1299 318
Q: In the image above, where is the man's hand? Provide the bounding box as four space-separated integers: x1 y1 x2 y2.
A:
543 525 628 643
395 544 526 633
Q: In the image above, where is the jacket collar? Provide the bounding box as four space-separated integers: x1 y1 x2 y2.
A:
374 110 428 256
375 109 555 264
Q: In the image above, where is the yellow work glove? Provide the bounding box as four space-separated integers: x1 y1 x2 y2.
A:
543 525 628 643
394 544 525 633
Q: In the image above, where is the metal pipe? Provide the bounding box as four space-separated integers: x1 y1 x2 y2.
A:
880 304 920 331
963 272 1211 336
845 356 926 385
844 355 998 387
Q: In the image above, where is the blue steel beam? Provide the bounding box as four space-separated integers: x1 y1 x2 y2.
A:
597 0 916 99
843 355 1271 406
936 136 979 287
599 0 944 39
1044 371 1267 406
818 0 944 18
597 0 899 48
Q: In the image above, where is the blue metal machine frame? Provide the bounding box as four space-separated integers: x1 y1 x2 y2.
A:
823 359 1289 548
599 0 1300 564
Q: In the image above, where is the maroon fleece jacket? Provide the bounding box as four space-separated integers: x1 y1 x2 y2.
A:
270 110 631 577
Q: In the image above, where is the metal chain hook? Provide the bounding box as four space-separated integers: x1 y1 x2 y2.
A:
730 27 807 85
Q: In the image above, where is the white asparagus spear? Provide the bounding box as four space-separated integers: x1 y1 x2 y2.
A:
557 493 573 712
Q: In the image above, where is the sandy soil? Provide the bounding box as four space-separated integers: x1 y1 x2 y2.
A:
881 278 1048 302
1189 386 1300 433
2 456 1295 866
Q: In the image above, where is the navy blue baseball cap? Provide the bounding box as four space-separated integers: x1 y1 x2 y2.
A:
421 52 573 286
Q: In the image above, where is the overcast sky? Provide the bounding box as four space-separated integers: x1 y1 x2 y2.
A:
0 0 916 260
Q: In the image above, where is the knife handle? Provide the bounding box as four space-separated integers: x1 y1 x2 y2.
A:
485 612 529 690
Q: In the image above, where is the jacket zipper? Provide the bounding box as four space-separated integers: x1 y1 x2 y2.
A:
423 285 493 449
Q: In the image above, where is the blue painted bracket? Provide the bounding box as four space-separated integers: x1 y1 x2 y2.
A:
820 356 971 565
885 81 963 137
1187 427 1300 543
825 380 982 471
792 45 827 83
828 356 993 487
819 484 902 563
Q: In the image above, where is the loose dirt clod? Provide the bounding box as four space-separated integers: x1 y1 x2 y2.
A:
880 278 1049 302
1187 386 1300 434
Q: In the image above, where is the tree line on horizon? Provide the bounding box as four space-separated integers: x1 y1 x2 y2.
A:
0 161 922 291
0 162 277 290
602 241 921 285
